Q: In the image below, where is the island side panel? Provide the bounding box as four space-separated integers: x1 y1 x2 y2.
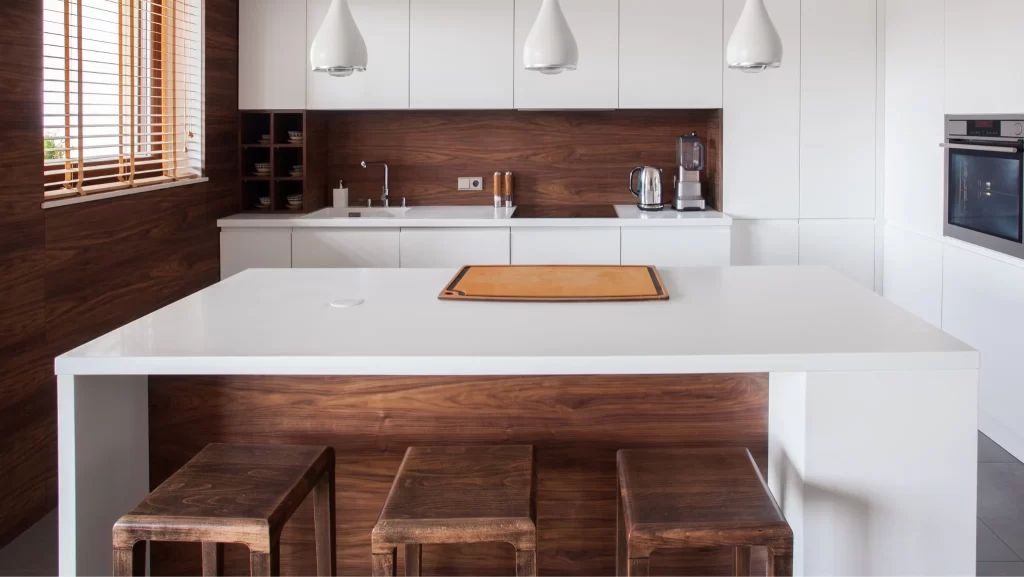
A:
147 374 768 576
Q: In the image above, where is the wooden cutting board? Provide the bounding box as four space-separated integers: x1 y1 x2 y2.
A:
439 265 669 302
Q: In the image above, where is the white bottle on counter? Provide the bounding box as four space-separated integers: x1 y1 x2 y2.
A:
333 180 349 208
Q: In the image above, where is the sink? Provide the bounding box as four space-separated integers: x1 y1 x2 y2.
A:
304 207 410 219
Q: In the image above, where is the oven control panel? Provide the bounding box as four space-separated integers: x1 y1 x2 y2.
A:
947 117 1024 138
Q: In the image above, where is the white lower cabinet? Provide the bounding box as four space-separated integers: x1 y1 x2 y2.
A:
730 220 799 266
400 228 511 267
220 229 293 280
620 228 731 267
798 219 876 290
511 227 620 265
292 228 401 268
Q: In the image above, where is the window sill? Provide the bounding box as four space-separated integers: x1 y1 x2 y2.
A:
41 177 210 210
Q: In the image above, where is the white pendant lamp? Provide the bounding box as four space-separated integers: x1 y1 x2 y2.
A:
310 0 367 77
726 0 783 73
523 0 578 75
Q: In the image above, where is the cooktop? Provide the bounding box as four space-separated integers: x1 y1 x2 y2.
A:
512 205 619 219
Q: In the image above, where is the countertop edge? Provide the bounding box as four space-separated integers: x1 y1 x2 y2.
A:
55 350 980 377
218 213 735 229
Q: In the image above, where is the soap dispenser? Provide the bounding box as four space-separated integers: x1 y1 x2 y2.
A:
333 180 349 208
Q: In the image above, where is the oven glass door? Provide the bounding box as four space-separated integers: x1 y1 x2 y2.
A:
947 143 1024 243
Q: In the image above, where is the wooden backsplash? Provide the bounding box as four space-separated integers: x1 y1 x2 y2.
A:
326 109 723 210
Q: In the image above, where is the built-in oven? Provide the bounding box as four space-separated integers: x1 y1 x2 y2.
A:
943 115 1024 259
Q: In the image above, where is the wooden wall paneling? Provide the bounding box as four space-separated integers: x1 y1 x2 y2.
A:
0 0 239 548
305 111 330 213
0 0 52 549
148 373 768 576
327 110 724 210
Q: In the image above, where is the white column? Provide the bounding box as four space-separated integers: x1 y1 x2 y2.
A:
768 369 978 575
58 374 149 576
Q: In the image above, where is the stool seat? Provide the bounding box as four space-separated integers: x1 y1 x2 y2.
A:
617 447 793 577
113 443 335 576
372 445 537 576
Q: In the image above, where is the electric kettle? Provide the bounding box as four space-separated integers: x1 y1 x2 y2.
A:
629 166 664 211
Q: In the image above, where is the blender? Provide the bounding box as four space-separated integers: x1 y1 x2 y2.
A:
674 133 706 211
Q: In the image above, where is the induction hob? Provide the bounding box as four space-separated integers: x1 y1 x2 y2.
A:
512 205 619 219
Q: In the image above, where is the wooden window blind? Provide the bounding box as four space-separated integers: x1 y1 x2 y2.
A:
43 0 203 199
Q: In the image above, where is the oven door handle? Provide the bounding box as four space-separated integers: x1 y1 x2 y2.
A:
941 142 1022 153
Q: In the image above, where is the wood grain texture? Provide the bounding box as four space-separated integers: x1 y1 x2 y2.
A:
0 0 52 549
373 446 536 573
616 448 793 569
326 110 723 210
148 373 767 576
0 0 239 548
114 444 334 577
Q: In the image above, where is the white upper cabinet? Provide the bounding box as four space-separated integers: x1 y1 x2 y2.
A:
799 0 877 219
306 0 410 110
722 0 800 220
619 0 724 109
410 0 514 109
513 0 619 109
946 0 1024 114
239 0 307 110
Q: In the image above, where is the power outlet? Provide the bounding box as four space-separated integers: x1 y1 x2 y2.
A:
458 177 484 191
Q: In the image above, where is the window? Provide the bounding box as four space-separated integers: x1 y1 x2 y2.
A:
43 0 204 199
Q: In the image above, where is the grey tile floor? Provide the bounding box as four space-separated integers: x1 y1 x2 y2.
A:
1 432 1022 576
978 432 1024 577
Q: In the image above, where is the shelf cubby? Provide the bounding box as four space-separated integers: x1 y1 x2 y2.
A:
238 110 327 214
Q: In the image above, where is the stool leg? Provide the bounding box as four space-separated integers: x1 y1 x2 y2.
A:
372 548 397 577
734 545 751 576
404 544 421 576
515 549 537 577
616 478 626 577
627 557 650 577
202 543 224 576
767 547 793 577
313 470 337 577
250 544 281 577
113 541 145 576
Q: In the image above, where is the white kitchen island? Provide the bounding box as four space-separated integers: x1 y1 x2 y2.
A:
55 266 978 576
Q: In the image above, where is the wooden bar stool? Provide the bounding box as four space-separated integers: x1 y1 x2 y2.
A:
616 447 793 577
372 445 537 577
112 443 336 576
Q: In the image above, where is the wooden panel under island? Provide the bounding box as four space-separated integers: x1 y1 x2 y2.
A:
148 373 768 576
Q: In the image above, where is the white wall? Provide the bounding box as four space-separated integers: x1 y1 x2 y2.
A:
883 0 1024 461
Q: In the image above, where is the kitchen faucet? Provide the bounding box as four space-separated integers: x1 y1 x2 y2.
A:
360 161 389 207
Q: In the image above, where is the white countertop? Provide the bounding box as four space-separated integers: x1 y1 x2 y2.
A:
218 205 733 228
55 266 977 376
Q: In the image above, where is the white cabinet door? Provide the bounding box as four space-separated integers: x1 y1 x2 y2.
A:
885 0 946 238
620 228 731 267
619 0 723 109
800 0 877 219
307 0 410 110
220 229 293 279
400 228 511 267
410 0 514 109
730 220 798 266
513 0 618 109
292 229 401 268
946 0 1024 114
798 219 875 290
239 0 307 110
511 227 620 265
722 0 800 220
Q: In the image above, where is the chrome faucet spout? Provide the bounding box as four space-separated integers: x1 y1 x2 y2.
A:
361 161 390 207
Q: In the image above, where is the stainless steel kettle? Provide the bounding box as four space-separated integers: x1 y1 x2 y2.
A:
629 166 664 211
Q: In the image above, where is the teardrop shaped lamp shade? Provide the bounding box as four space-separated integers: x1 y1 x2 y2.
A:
310 0 368 77
523 0 579 74
726 0 783 73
